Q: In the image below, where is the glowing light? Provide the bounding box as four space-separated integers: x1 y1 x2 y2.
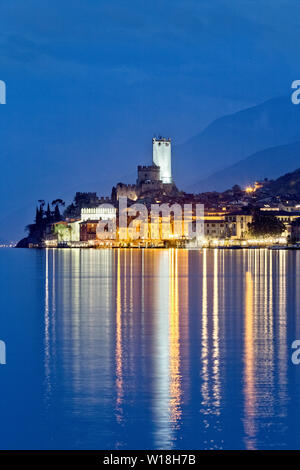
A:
169 249 182 425
245 186 255 193
244 271 256 448
115 249 123 421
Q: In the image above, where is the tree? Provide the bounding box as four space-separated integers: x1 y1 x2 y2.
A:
51 199 65 207
54 204 61 221
45 203 51 221
51 199 65 222
64 202 78 218
248 212 285 237
35 206 43 228
232 184 242 193
111 186 117 202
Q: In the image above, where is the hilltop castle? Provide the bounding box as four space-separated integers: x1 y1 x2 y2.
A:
113 137 178 201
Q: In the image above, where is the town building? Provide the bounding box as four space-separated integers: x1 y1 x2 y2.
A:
79 220 98 242
290 219 300 243
204 220 228 239
40 136 300 249
81 205 116 222
225 212 253 239
259 209 300 237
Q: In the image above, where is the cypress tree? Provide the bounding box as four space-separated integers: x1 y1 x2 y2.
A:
35 206 39 225
46 203 51 221
54 204 61 221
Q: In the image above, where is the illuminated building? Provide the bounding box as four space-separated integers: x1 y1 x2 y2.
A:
225 212 253 239
290 219 300 242
81 205 116 222
79 220 98 242
152 137 172 184
245 181 264 193
204 219 228 238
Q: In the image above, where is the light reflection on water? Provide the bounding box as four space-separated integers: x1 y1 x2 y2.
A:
1 248 300 449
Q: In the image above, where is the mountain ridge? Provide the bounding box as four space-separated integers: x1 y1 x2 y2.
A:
174 95 300 188
190 140 300 193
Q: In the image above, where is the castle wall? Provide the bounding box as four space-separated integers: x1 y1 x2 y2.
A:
137 165 160 185
116 183 138 201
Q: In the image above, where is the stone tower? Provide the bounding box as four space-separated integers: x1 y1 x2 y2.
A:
152 137 172 184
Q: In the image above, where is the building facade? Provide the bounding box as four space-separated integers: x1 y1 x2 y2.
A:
225 213 253 239
81 205 116 222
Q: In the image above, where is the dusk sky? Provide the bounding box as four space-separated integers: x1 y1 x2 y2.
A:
1 0 300 240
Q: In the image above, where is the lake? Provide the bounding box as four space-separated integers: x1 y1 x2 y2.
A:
0 248 300 450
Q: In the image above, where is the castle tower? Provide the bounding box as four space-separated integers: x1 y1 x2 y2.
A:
152 137 172 184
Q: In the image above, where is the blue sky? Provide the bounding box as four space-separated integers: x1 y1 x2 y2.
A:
1 0 300 239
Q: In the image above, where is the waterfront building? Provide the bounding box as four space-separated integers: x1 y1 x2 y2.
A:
45 220 81 245
81 205 116 222
79 220 98 242
225 212 253 239
204 219 228 239
258 210 300 237
290 219 300 242
273 210 300 225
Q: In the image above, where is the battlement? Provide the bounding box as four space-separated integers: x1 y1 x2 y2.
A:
152 137 171 143
137 164 161 186
116 183 137 189
98 196 111 203
116 183 138 201
138 165 160 171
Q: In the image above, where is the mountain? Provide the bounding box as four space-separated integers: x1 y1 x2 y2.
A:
267 168 300 197
190 140 300 193
174 96 300 187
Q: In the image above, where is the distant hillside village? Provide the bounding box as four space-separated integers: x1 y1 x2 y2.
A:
17 137 300 249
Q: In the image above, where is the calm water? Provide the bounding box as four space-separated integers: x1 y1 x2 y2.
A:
1 248 300 449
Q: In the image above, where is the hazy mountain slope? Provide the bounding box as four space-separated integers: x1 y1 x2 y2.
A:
267 168 300 196
174 96 300 187
190 140 300 193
